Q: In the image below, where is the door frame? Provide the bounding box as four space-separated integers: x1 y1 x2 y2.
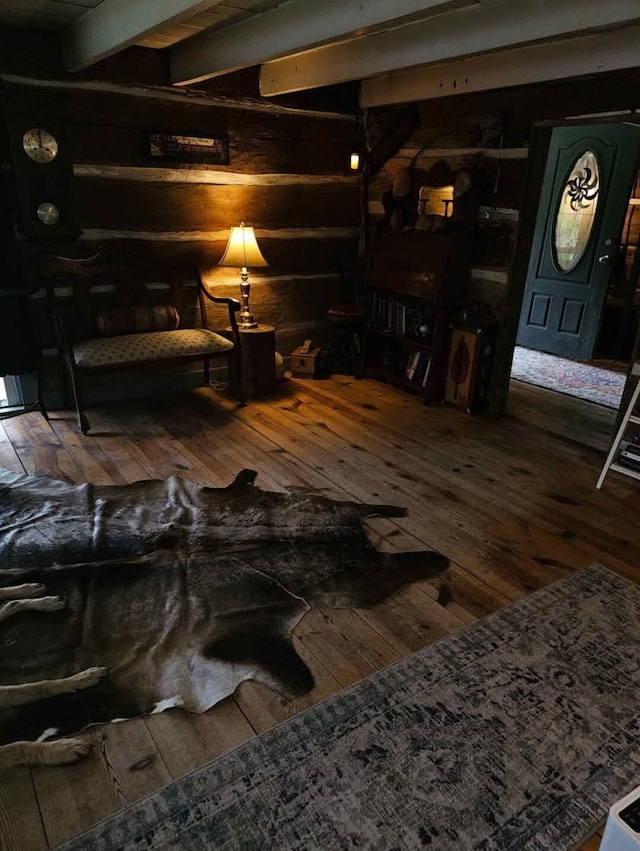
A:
491 114 640 414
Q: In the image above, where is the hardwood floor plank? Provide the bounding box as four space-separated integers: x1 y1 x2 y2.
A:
145 697 256 781
0 767 47 851
233 636 342 735
356 583 467 657
0 423 25 474
296 608 402 688
0 377 636 847
32 719 172 848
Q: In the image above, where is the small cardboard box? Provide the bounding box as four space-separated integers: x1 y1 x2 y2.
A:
291 341 320 377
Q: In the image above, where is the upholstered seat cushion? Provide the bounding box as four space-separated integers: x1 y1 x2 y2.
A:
73 329 233 368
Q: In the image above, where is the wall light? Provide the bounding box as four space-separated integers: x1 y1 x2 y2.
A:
350 153 360 171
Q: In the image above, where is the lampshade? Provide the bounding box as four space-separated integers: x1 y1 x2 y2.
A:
218 223 268 269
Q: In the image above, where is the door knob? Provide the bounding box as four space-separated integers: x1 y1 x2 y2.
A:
598 254 612 264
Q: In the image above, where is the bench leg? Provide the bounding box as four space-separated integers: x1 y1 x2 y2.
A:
66 360 91 435
203 356 211 385
35 370 49 423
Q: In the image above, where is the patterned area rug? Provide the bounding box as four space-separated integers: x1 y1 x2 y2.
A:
511 346 626 408
59 565 640 851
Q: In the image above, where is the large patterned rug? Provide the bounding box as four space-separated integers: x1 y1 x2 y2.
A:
511 346 626 408
59 564 640 851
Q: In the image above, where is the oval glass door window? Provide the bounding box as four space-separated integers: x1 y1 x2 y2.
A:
553 150 600 273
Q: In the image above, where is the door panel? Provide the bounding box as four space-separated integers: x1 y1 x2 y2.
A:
517 124 640 360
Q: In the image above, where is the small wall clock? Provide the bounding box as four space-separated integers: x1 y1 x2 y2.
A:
36 202 60 225
22 128 59 164
2 111 80 243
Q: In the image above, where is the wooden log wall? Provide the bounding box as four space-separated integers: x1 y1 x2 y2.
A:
0 31 360 403
366 68 640 412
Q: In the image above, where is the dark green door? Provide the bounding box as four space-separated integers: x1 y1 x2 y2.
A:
517 124 640 360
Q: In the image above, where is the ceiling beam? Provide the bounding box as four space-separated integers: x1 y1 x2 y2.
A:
62 0 217 72
361 25 640 107
259 0 640 95
169 0 471 86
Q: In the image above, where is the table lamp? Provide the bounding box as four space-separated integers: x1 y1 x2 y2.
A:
218 222 268 328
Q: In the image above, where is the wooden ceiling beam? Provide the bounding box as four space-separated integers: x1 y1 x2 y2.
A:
361 25 640 107
169 0 471 86
259 0 640 95
62 0 219 72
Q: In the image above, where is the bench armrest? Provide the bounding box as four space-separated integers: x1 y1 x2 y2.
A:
196 270 241 336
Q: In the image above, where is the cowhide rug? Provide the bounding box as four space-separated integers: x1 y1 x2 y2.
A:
0 467 448 762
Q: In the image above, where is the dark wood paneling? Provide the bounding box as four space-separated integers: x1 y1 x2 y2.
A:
0 25 62 78
483 159 528 209
76 180 359 230
202 238 358 274
368 66 640 412
1 46 360 404
56 237 356 274
370 67 640 148
70 125 352 174
202 275 342 329
473 223 517 271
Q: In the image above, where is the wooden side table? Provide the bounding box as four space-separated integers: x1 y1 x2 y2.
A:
228 324 276 398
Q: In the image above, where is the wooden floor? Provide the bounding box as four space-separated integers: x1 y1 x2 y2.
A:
0 374 636 850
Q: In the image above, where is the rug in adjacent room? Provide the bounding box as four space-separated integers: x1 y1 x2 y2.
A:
511 346 626 408
59 564 640 851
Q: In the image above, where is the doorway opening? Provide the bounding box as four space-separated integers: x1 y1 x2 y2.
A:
510 346 626 409
510 122 640 409
0 376 24 410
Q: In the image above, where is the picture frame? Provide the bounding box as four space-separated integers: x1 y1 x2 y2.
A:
444 304 497 414
146 133 230 165
445 326 481 412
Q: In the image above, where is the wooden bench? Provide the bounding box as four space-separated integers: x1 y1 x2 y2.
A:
43 254 243 434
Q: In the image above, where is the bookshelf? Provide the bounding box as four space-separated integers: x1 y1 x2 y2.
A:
360 209 477 401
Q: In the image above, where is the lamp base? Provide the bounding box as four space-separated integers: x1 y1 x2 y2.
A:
238 311 258 329
239 275 258 329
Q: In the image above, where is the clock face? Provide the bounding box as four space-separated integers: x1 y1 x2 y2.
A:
36 202 60 225
22 128 59 164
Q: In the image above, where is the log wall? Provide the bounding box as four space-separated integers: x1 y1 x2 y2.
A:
0 29 360 403
366 68 640 412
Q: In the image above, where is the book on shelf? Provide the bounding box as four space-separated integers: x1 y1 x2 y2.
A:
421 355 432 388
403 350 431 386
365 291 432 341
617 450 640 471
622 441 640 459
412 351 429 387
405 350 421 380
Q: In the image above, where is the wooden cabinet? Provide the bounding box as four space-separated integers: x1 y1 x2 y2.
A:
360 218 476 402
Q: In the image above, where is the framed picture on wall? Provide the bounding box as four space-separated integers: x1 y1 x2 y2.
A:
146 133 230 164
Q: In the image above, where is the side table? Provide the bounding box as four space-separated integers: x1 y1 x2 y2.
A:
228 324 276 398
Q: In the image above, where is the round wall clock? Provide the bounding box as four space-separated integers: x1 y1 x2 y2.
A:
22 128 59 164
36 202 60 225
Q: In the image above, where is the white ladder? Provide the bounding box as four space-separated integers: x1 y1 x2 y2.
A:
597 376 640 488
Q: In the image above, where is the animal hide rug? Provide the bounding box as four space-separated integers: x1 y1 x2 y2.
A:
0 468 448 744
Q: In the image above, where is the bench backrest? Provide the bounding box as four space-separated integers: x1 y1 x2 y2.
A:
41 256 208 341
